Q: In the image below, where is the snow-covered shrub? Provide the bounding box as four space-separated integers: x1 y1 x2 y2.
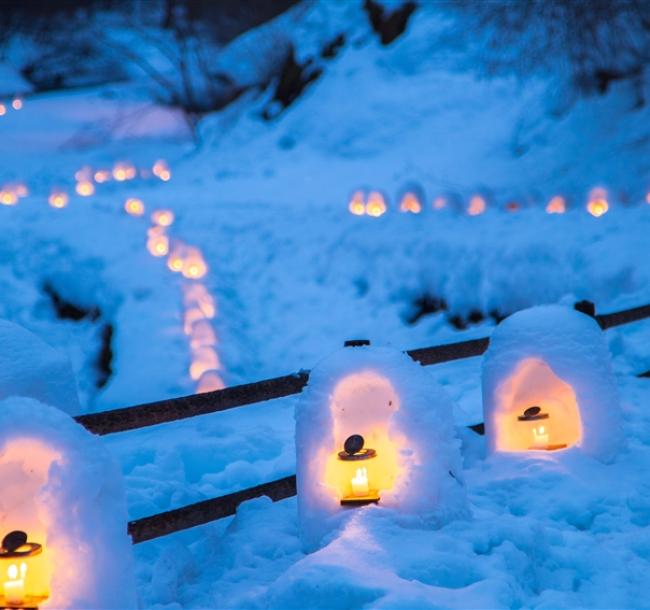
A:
482 305 623 463
296 345 469 552
0 396 136 609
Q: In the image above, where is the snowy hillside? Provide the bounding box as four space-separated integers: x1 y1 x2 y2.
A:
1 0 650 608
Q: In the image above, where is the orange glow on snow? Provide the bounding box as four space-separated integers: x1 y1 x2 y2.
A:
93 169 110 183
113 162 136 182
0 189 17 205
11 98 23 110
348 191 365 216
546 196 566 214
190 346 221 380
0 104 6 116
196 371 225 393
433 197 447 210
183 284 215 318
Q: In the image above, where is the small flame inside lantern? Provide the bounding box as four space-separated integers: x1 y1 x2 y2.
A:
182 249 208 280
468 195 486 216
147 234 169 257
532 424 549 449
167 249 185 273
546 195 566 214
366 193 387 217
0 189 17 206
351 467 370 497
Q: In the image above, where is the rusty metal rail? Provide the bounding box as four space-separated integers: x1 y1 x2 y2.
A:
76 302 650 437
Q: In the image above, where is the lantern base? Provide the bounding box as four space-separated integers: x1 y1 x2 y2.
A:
340 490 380 506
0 594 48 609
528 443 568 451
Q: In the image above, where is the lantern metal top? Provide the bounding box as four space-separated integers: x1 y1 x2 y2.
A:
0 530 42 559
338 434 377 461
518 406 549 422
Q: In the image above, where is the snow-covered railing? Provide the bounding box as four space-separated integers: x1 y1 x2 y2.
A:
75 301 650 437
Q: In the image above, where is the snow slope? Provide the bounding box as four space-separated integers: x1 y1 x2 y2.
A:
1 0 650 607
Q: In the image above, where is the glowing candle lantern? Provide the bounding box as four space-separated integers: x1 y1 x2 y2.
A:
587 188 609 217
75 181 94 197
183 284 215 318
467 195 486 216
399 192 422 214
296 344 468 552
0 531 48 608
645 192 650 205
190 319 216 348
152 160 171 181
546 195 566 214
182 249 208 280
113 162 136 182
348 191 365 216
124 198 145 216
93 169 110 183
147 234 169 257
48 191 69 209
0 190 17 206
482 305 623 462
365 193 387 217
0 104 6 116
11 98 23 111
151 209 174 227
190 346 220 380
167 248 185 273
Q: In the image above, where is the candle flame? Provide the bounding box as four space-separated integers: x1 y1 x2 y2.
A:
399 192 422 214
49 191 69 209
147 234 169 257
366 191 387 217
75 180 95 197
587 188 609 217
152 160 171 181
151 209 175 227
348 191 366 216
0 189 18 205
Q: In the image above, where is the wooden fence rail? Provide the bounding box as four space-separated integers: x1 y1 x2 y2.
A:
76 302 650 437
119 301 650 544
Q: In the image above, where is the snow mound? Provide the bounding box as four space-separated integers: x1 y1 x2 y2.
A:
0 396 136 610
482 305 623 462
296 344 469 552
0 319 80 416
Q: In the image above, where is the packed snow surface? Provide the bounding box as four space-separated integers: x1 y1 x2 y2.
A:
1 0 650 607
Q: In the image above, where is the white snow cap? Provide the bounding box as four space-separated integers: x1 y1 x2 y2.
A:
0 397 137 609
482 305 623 462
296 345 468 552
0 320 80 415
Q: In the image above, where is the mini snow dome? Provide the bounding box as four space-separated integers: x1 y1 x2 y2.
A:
482 305 623 462
296 344 468 552
0 397 137 609
0 320 80 415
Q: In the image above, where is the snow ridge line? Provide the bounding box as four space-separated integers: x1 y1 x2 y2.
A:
75 302 650 436
120 301 650 544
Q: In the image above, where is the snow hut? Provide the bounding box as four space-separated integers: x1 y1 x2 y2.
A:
482 305 623 462
296 344 468 552
0 320 80 415
0 396 137 609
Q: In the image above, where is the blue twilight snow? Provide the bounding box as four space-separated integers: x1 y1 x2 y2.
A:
482 305 623 462
295 345 469 552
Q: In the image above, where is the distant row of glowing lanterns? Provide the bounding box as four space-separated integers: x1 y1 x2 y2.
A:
131 198 223 393
72 160 171 199
0 97 23 117
348 188 650 218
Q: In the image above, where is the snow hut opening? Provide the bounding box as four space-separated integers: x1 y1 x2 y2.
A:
323 371 402 505
296 345 468 552
482 305 623 462
492 358 582 452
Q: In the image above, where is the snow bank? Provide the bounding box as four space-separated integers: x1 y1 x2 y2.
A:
296 345 468 552
0 320 80 416
482 305 623 462
0 396 136 609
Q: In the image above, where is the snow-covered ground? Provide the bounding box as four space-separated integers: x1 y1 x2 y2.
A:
2 1 650 607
